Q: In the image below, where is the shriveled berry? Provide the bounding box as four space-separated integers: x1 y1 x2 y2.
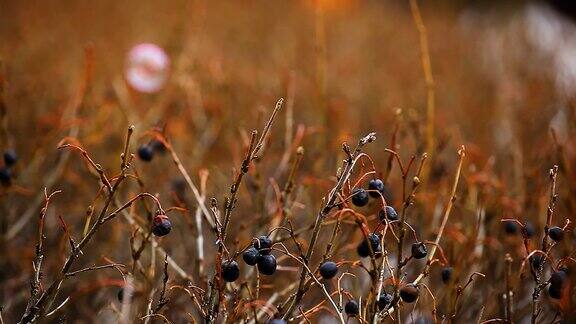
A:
368 179 385 198
351 188 369 207
377 292 393 310
267 319 287 324
400 284 419 303
243 247 260 266
344 300 359 316
356 233 381 258
0 167 11 186
254 235 273 255
152 215 172 237
548 226 564 242
441 267 453 284
222 260 240 282
257 254 277 275
504 222 518 235
379 206 398 222
411 242 427 259
3 150 17 167
319 261 338 279
138 144 154 162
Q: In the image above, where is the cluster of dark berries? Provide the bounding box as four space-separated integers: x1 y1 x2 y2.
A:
137 140 166 162
0 149 18 187
351 178 391 207
356 233 382 258
548 266 569 299
242 235 277 276
151 213 172 237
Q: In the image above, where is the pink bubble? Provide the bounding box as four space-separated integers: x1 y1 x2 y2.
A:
125 43 170 93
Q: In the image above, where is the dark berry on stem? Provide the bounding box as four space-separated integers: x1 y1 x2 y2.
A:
222 260 240 282
351 188 369 207
0 167 11 186
152 215 172 237
3 149 17 167
344 300 359 316
441 267 453 284
411 242 427 259
379 206 398 222
255 235 273 255
356 233 381 258
377 293 393 310
319 261 338 279
400 284 419 303
504 222 518 235
548 226 564 242
137 144 154 162
243 247 260 266
368 179 385 198
257 254 277 275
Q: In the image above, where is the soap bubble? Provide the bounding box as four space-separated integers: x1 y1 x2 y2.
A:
125 43 169 93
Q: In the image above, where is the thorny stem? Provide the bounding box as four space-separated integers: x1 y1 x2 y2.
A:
281 132 377 320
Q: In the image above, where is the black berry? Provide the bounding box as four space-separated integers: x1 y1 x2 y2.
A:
379 206 398 222
117 288 124 302
356 233 381 258
152 215 172 237
319 261 338 279
400 284 419 303
368 179 385 198
0 167 11 186
137 144 154 162
377 292 393 310
344 300 359 316
257 254 277 275
549 284 562 299
243 247 260 266
548 226 564 242
254 235 273 255
411 242 427 259
3 150 17 167
441 266 453 284
504 222 518 235
222 260 240 282
351 188 369 207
